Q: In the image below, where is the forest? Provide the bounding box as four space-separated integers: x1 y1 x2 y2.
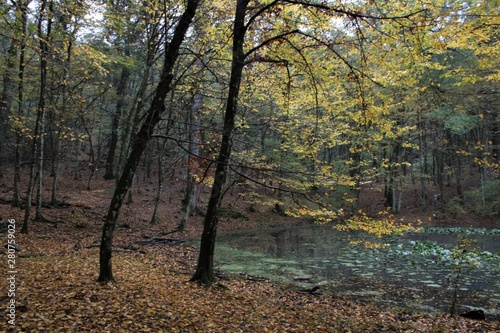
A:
0 0 499 331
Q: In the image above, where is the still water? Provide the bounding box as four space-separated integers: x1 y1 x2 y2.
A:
213 225 500 316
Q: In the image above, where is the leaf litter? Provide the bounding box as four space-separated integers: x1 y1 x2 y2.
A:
2 231 499 333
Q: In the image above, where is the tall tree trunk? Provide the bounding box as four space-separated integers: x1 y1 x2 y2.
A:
13 134 22 208
117 46 155 181
104 67 130 180
191 0 249 286
179 92 203 231
455 154 463 200
84 124 97 190
34 104 47 221
435 151 444 209
98 0 200 283
51 30 73 206
0 27 18 178
150 142 164 225
12 1 28 208
22 0 52 232
2 0 30 183
417 109 428 210
21 142 37 233
50 137 62 206
34 0 54 222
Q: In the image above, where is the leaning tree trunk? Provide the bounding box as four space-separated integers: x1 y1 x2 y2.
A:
191 0 248 286
98 0 200 283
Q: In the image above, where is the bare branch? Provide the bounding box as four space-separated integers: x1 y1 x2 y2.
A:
296 30 384 88
244 29 300 58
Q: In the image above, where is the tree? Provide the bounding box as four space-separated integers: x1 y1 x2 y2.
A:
98 0 200 283
0 1 19 179
178 91 203 231
11 55 25 208
190 0 413 285
22 0 53 233
101 0 140 180
191 0 250 285
46 0 89 206
1 0 30 207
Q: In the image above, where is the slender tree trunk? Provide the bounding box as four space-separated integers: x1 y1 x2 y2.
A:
51 137 62 206
417 110 428 210
179 92 203 231
13 134 22 208
150 142 164 225
436 152 444 209
12 3 28 207
8 1 28 207
98 0 200 283
420 171 427 210
118 52 154 180
0 28 18 178
22 71 44 232
191 0 249 286
84 125 96 190
34 110 46 221
34 0 53 222
21 149 37 233
480 166 487 206
51 32 73 206
454 136 464 202
22 0 52 231
104 67 130 180
455 156 463 200
127 174 136 204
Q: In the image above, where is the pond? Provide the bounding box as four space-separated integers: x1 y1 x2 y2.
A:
211 225 500 318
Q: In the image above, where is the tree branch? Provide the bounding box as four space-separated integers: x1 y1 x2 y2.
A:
244 29 300 58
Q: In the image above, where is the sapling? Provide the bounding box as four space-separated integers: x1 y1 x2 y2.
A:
448 237 478 316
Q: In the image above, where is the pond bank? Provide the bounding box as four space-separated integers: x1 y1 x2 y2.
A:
203 225 500 321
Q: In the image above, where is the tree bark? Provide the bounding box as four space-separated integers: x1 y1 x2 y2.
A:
0 26 18 178
34 0 54 222
5 1 27 207
12 1 28 208
117 18 159 180
191 0 249 286
150 141 165 225
179 92 203 231
50 29 74 206
104 66 130 180
22 0 52 232
98 0 200 283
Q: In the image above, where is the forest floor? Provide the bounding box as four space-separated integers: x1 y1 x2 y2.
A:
0 167 499 332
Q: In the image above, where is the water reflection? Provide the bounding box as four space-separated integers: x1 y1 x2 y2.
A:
215 225 500 316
